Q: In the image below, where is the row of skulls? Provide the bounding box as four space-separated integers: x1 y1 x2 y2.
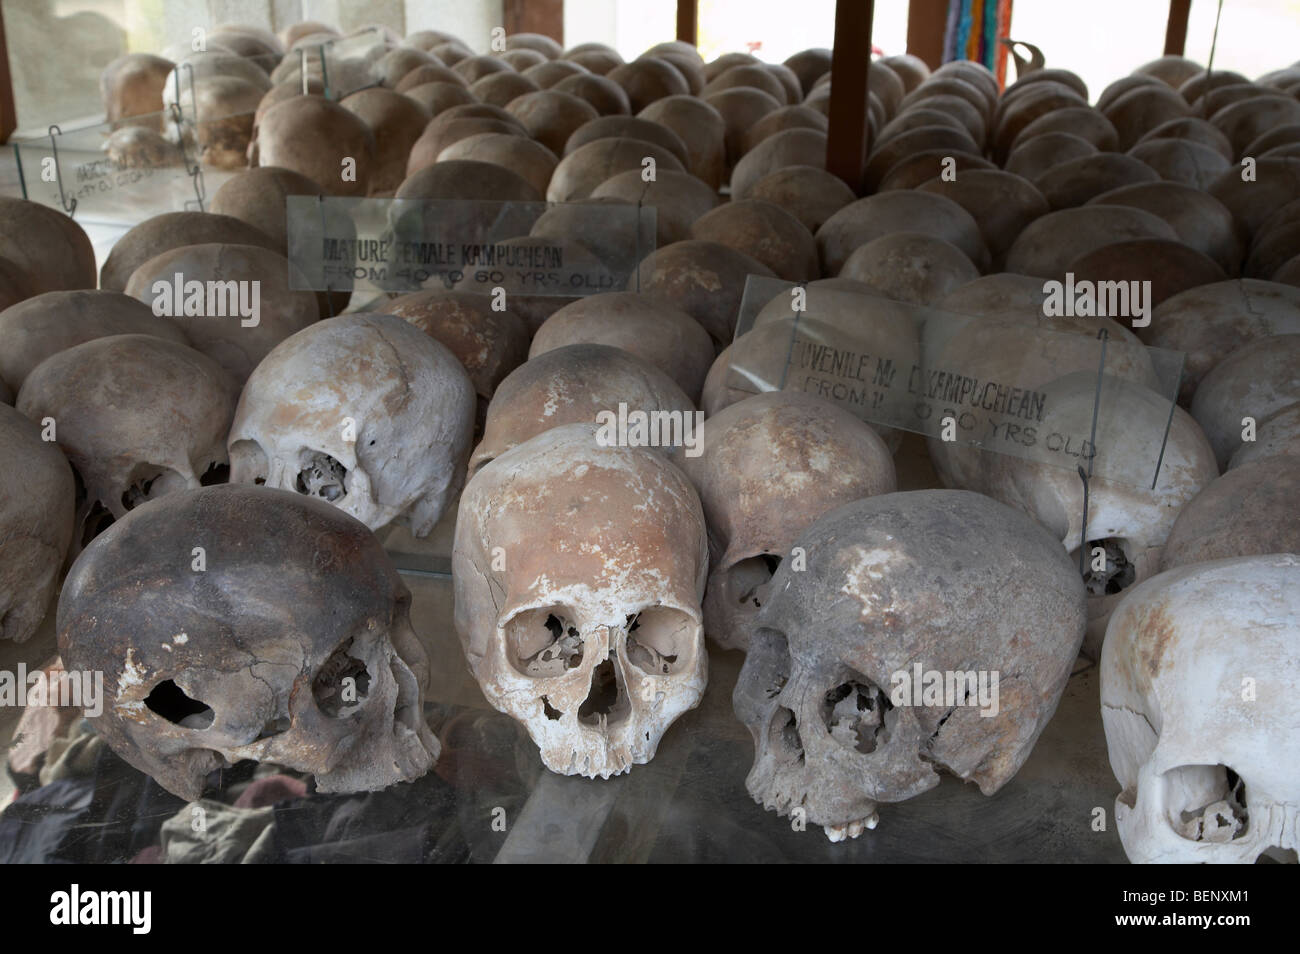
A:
0 18 1297 862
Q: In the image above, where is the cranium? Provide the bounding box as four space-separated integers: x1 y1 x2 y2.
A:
57 484 439 801
733 489 1085 840
228 313 474 537
672 391 896 651
1189 334 1300 469
529 292 715 403
453 422 708 778
0 290 189 396
470 343 694 474
1145 280 1300 405
1161 456 1300 570
15 334 237 548
1101 554 1300 863
0 403 74 642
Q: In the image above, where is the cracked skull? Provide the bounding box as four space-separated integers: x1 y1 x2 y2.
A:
672 391 897 651
228 313 475 536
1101 554 1300 863
57 485 439 801
733 489 1086 841
453 422 708 778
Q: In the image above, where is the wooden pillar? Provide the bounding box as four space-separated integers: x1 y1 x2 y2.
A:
677 0 698 45
0 3 15 144
1164 0 1191 56
906 0 948 70
503 0 564 44
825 0 874 194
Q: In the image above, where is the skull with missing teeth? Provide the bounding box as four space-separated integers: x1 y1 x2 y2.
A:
453 422 708 778
734 490 1086 841
228 313 475 535
57 485 439 801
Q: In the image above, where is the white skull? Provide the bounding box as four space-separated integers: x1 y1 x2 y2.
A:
976 373 1219 655
453 422 708 778
228 313 475 536
1101 554 1300 863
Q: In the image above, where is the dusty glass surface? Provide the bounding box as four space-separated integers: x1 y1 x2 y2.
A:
0 454 1127 864
727 276 1184 490
0 572 1125 863
287 196 656 297
10 109 205 222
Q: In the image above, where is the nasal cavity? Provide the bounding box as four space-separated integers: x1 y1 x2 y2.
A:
145 679 215 729
767 706 804 764
578 656 628 727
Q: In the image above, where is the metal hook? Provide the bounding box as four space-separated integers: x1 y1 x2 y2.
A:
168 101 205 211
46 124 76 215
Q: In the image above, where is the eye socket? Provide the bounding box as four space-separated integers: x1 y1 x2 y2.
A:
725 554 782 611
504 606 584 677
297 452 348 502
1162 764 1251 844
144 679 215 729
1083 537 1136 596
820 676 893 754
313 638 371 716
625 607 696 676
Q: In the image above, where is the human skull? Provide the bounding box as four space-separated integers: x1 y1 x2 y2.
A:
1101 554 1300 863
0 290 189 396
1161 456 1300 570
454 422 708 778
1144 280 1300 405
122 242 322 385
672 391 896 651
0 404 74 642
529 292 715 404
733 489 1086 840
1189 334 1300 470
16 334 237 548
57 484 439 801
228 313 475 537
470 343 694 474
100 53 174 131
975 373 1219 655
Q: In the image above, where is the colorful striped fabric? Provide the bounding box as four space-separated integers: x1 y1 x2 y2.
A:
942 0 1015 90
